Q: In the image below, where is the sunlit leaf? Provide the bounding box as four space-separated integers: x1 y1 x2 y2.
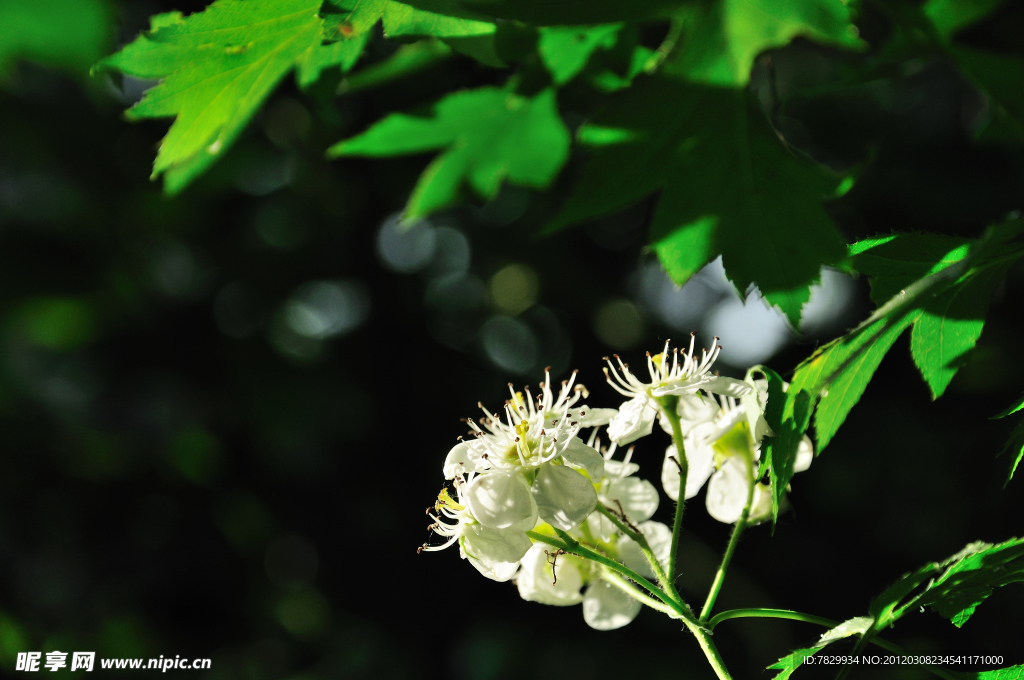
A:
538 24 622 85
97 0 324 194
0 0 111 74
923 0 1007 40
910 264 1009 399
918 537 1024 627
329 87 569 219
297 0 388 87
666 0 863 87
552 77 846 298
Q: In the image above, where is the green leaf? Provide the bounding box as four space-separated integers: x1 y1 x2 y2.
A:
538 24 622 85
1001 417 1024 485
449 0 681 25
800 314 918 452
910 264 1008 399
381 1 504 67
329 87 569 219
790 225 1023 452
765 284 812 329
848 233 971 306
666 0 863 87
992 393 1024 420
974 667 1024 680
340 39 453 94
0 0 111 74
768 646 822 680
97 0 324 194
923 0 1007 40
552 77 846 296
918 538 1024 627
951 47 1024 142
383 0 494 37
761 367 814 523
297 0 387 87
767 617 872 679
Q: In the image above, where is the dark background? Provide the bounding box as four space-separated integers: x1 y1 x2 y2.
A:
1 1 1024 678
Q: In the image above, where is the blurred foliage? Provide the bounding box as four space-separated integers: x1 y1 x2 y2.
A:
0 0 1023 678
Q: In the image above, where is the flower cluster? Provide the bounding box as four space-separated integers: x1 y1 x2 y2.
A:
421 336 815 630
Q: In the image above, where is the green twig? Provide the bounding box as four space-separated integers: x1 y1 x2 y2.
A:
601 569 678 617
526 530 690 621
595 504 674 595
700 453 755 621
658 395 689 588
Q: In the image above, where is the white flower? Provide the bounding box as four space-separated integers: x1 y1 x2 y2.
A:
583 436 659 542
445 370 608 533
420 476 533 581
604 336 753 444
660 393 751 502
515 520 673 630
516 544 585 606
582 579 642 630
515 437 670 630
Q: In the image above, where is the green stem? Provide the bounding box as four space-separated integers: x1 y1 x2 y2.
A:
526 530 691 622
700 453 755 622
595 504 674 595
644 16 685 73
658 395 688 588
600 569 677 617
686 621 734 680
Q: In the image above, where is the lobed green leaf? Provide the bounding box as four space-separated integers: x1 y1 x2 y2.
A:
329 87 569 219
551 76 846 300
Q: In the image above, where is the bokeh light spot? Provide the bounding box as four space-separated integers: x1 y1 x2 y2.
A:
594 299 645 349
481 316 537 374
376 213 436 273
283 280 370 340
277 589 330 639
488 263 538 315
166 427 223 485
16 298 95 349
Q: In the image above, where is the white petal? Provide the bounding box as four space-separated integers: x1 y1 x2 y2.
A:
618 537 653 578
574 406 618 427
607 396 656 445
705 457 751 524
748 483 773 524
677 393 721 432
794 435 814 473
658 392 720 436
740 378 772 444
465 472 538 530
560 437 605 481
703 376 753 398
605 477 659 523
662 442 714 502
584 512 616 543
619 521 672 579
467 556 520 582
443 442 478 479
582 580 642 630
516 545 584 606
531 464 598 531
640 521 673 567
462 522 533 565
604 459 640 480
